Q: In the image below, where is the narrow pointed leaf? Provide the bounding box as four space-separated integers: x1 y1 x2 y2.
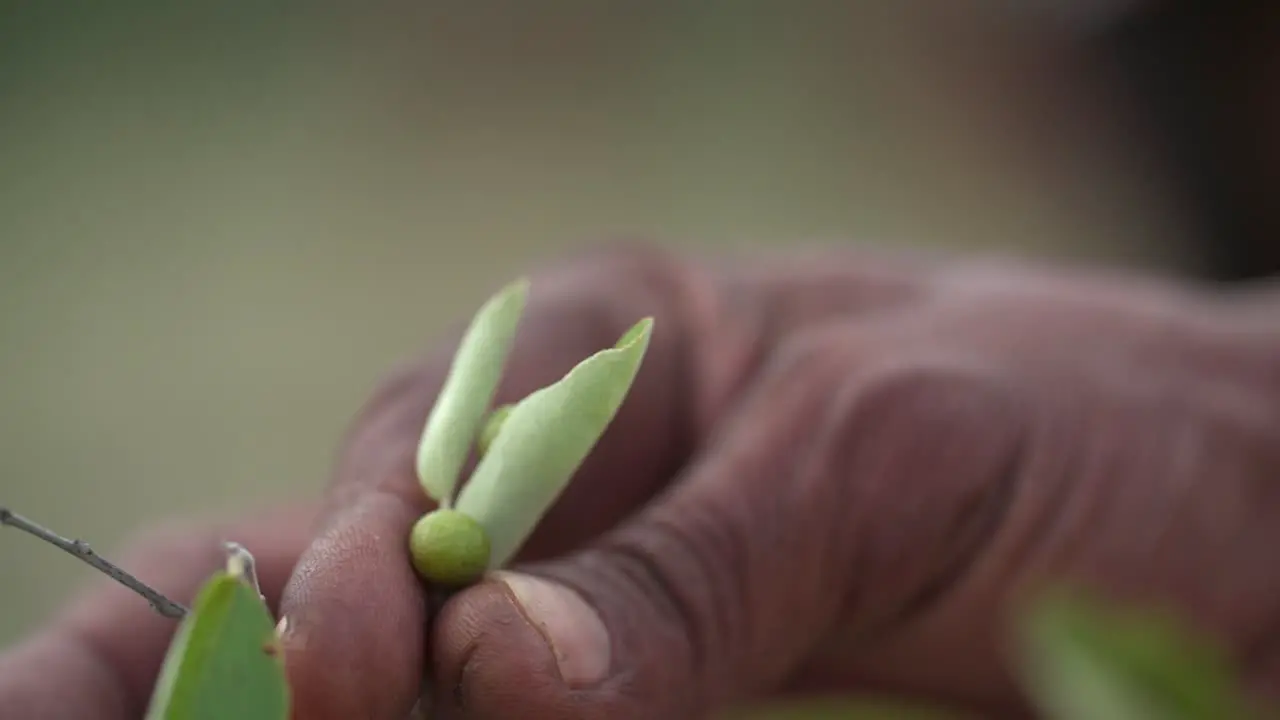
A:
456 317 654 568
145 571 288 720
1016 589 1260 720
415 278 529 505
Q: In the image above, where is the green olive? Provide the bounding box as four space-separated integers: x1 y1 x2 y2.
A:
476 404 513 458
408 509 491 587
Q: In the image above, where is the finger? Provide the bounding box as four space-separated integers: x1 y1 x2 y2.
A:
431 326 1030 719
0 504 317 720
687 248 923 440
277 247 700 720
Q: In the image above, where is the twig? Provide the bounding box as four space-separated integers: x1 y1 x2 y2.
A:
0 506 189 620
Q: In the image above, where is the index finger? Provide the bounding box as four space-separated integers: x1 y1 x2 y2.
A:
277 248 699 720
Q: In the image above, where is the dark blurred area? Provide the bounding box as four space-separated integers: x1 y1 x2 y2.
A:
0 6 1275 716
1090 0 1280 280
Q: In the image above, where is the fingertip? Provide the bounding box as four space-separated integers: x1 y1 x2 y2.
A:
278 492 427 720
432 577 591 719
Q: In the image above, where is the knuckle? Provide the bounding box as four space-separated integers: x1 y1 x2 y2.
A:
834 357 1018 440
761 332 1020 487
751 325 866 423
814 353 1030 630
763 323 852 377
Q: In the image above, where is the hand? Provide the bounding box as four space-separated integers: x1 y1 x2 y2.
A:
2 246 1278 719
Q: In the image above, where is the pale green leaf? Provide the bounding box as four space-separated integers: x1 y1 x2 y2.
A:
476 403 513 459
455 317 653 568
145 571 288 720
1016 589 1260 720
415 278 529 505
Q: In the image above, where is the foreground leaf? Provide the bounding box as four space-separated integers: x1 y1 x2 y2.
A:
1016 589 1259 720
145 571 288 720
456 317 653 568
415 278 529 505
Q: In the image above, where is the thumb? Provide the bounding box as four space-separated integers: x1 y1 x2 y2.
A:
430 335 1029 719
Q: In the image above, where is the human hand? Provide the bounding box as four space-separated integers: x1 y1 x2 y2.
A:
2 246 1278 719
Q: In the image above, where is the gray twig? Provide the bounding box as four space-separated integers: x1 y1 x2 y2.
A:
0 506 189 620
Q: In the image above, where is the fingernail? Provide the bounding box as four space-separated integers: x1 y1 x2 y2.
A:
274 615 289 639
496 571 611 687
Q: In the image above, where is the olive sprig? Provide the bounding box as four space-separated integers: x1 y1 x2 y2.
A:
408 278 654 588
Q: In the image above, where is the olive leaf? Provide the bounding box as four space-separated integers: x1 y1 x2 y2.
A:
1016 588 1261 720
455 317 654 568
145 557 289 719
415 278 529 506
476 403 513 458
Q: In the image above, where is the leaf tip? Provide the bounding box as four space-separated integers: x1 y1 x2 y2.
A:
616 316 654 350
491 276 532 312
414 276 533 505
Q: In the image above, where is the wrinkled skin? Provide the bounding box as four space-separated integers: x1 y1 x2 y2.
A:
2 246 1278 719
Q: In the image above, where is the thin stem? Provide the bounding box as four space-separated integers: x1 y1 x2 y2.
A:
0 506 189 620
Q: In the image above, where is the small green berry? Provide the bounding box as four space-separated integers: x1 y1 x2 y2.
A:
409 509 491 587
476 404 512 458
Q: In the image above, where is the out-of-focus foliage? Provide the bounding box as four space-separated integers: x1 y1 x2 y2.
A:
1016 590 1261 720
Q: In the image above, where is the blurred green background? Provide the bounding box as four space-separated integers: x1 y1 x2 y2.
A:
1 2 1191 716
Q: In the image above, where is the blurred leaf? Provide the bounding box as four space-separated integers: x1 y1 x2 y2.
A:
456 317 653 568
1017 589 1260 720
476 403 513 459
415 278 529 506
145 570 288 720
